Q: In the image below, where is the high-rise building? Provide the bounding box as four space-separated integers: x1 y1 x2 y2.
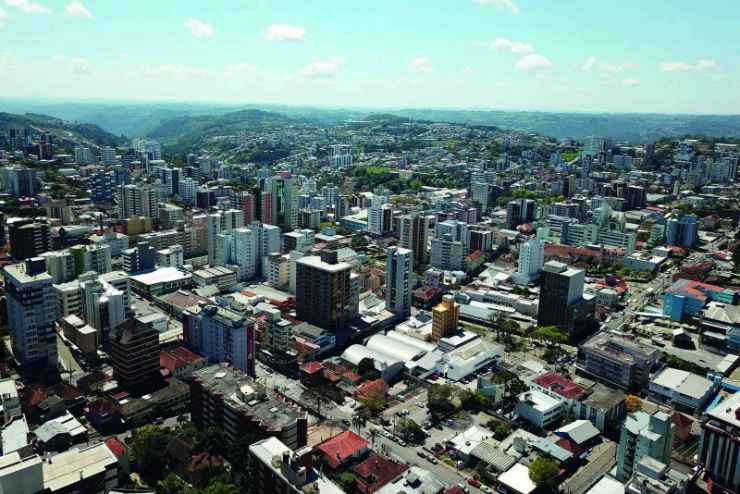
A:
666 214 698 248
90 170 115 202
506 199 536 230
537 261 594 337
518 237 544 282
432 295 459 341
110 317 160 389
584 136 607 157
295 250 355 346
368 194 393 236
430 235 464 271
157 245 184 269
122 241 156 274
207 209 245 266
184 304 256 376
616 411 675 481
625 185 646 210
697 392 740 493
269 173 298 232
215 227 259 281
80 279 126 342
399 213 431 267
2 166 37 197
8 218 51 261
69 243 112 276
252 222 281 277
435 220 470 254
101 146 117 165
385 247 413 318
41 249 77 284
119 184 157 219
5 258 58 370
74 146 95 165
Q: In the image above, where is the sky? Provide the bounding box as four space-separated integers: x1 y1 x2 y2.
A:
0 0 739 114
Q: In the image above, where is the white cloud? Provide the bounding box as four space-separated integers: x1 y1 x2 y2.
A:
472 0 520 14
184 18 214 38
140 64 211 78
4 0 50 14
516 53 552 70
224 63 263 79
263 23 305 42
580 56 627 74
65 1 91 19
621 77 640 87
462 66 473 75
0 7 7 27
410 56 432 72
659 59 718 72
298 58 342 79
70 57 91 75
490 37 533 54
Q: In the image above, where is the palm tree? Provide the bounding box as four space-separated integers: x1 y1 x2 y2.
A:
369 427 379 447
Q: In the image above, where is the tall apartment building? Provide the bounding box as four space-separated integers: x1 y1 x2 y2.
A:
282 229 315 254
537 261 594 337
698 392 740 493
252 222 281 277
90 170 115 202
577 331 659 390
2 166 37 197
41 249 77 284
206 209 244 266
368 195 393 236
616 411 675 481
269 173 298 232
666 214 698 248
69 243 112 276
119 184 158 219
122 241 156 274
8 218 52 260
157 245 184 269
432 295 459 342
5 258 58 370
385 247 413 318
399 213 431 267
430 235 464 271
191 365 307 449
184 303 256 376
110 317 160 389
517 237 544 282
295 250 355 346
81 279 126 342
215 227 258 281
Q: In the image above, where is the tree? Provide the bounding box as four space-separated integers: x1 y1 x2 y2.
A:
427 384 456 419
397 418 425 443
336 472 358 492
198 481 241 494
528 457 559 493
535 325 569 346
130 425 172 482
357 358 379 381
368 427 379 447
156 473 192 494
625 394 642 412
358 389 386 417
351 412 366 433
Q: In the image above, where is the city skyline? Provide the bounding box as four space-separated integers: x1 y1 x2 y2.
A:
0 0 739 114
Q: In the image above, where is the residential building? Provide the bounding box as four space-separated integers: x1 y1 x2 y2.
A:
5 258 58 370
517 237 544 282
184 303 256 376
191 365 307 449
110 317 160 389
429 235 464 271
616 411 675 482
69 243 112 276
206 209 244 266
41 250 77 284
8 219 51 261
157 245 184 269
385 247 413 318
119 184 157 219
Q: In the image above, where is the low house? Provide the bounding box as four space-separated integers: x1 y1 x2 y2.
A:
315 430 369 470
352 453 408 493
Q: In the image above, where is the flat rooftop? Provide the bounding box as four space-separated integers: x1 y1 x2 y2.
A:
43 443 118 492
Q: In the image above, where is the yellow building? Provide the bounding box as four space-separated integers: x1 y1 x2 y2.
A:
432 294 459 341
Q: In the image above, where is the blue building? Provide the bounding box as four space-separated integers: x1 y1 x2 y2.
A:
666 215 698 248
663 279 736 321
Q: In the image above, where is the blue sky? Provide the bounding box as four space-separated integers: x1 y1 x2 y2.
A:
0 0 739 113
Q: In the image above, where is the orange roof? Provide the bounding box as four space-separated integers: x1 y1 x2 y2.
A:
317 431 368 469
160 346 204 372
105 437 127 458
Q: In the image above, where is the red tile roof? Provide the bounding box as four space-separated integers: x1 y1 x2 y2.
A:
301 361 324 375
534 372 588 400
353 453 408 493
356 379 388 400
317 430 369 469
105 437 128 458
160 346 205 372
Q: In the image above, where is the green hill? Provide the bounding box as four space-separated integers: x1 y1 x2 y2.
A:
0 112 125 148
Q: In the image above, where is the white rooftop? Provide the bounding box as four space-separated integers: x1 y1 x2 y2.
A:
131 267 191 285
586 475 625 494
707 391 740 428
518 389 562 413
651 367 714 399
42 443 118 492
498 462 537 494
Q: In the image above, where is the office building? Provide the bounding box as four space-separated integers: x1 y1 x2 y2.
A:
184 303 256 376
577 332 659 390
110 317 160 389
295 250 355 345
399 213 431 267
69 243 112 276
506 198 536 230
191 365 307 449
269 172 298 232
616 411 675 481
385 247 413 318
5 258 58 370
3 166 37 197
698 392 740 493
666 214 698 248
432 295 459 342
430 235 464 271
537 261 594 337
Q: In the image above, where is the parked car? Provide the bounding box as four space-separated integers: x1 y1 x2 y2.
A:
468 479 481 488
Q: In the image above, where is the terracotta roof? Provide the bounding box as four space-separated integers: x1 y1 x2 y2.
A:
186 452 225 473
316 430 369 469
353 453 408 493
160 346 205 372
534 372 588 400
301 361 324 374
105 437 127 458
356 379 388 400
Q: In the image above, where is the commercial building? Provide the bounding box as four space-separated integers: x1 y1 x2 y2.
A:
8 219 51 261
577 332 659 390
184 303 255 376
516 389 564 428
5 258 58 370
516 237 544 283
663 279 736 321
42 442 120 493
385 247 412 318
537 261 594 337
432 295 459 342
295 251 355 346
649 367 717 411
191 365 307 449
110 317 160 389
191 266 237 291
399 213 431 267
129 267 192 297
698 392 740 493
429 235 464 271
616 411 675 482
666 214 698 248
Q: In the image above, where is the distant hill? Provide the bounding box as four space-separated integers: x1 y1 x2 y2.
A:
0 112 125 147
145 109 299 151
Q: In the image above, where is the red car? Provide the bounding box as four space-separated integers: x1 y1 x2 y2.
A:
468 479 481 488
